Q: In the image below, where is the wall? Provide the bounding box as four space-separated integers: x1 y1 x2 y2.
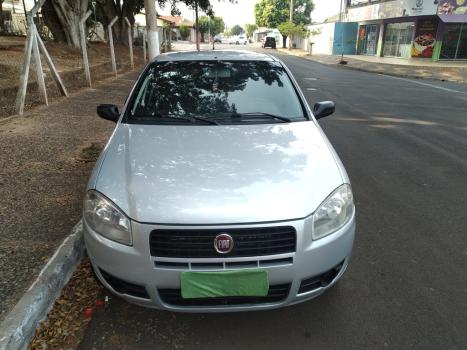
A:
346 0 438 22
305 22 336 55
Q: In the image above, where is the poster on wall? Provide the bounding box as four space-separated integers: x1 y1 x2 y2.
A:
411 19 438 58
438 0 467 15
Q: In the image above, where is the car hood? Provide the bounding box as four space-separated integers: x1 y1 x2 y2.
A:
95 121 343 224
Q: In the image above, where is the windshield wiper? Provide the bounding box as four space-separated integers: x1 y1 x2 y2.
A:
170 116 220 125
191 116 220 125
230 112 292 123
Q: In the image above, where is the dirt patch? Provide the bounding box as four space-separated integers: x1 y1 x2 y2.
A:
69 141 106 165
28 259 104 350
0 116 36 134
0 36 144 119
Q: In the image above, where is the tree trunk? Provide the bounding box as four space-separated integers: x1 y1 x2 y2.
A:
0 0 5 32
42 0 67 43
96 0 135 45
50 0 87 48
282 35 287 49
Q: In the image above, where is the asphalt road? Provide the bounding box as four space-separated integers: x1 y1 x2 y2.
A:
80 51 467 349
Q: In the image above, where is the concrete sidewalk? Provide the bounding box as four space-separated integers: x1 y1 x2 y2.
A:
0 71 137 322
277 48 467 84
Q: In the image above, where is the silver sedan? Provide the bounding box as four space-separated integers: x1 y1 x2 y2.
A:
83 50 356 312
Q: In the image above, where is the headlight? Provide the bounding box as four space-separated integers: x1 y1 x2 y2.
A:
312 184 354 240
84 190 132 246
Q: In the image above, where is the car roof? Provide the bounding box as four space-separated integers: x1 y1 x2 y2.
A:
153 50 277 63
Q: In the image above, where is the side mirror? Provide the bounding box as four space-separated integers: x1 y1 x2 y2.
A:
97 104 120 123
313 101 335 120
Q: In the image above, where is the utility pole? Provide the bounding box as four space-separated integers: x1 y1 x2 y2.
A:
144 0 159 59
339 0 346 63
289 0 293 21
195 0 200 51
288 0 293 49
209 16 215 50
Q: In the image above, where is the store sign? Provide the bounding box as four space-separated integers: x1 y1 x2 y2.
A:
437 0 467 15
411 19 438 58
346 0 438 21
406 0 439 15
403 0 438 15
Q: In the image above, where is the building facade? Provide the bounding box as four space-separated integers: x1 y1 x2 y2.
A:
346 0 467 61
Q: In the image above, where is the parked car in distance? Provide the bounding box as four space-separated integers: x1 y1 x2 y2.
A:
214 34 227 43
263 36 277 49
85 50 355 312
236 35 248 45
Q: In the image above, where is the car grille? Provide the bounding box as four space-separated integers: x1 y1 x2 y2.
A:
158 283 291 307
149 226 297 258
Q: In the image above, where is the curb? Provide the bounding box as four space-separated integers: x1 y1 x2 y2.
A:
0 221 85 350
275 50 467 84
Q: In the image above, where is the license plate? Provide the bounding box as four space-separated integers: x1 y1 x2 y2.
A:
181 269 269 299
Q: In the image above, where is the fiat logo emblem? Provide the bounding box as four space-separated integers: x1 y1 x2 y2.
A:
214 233 234 254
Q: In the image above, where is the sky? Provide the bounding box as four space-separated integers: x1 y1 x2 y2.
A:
156 0 342 28
312 0 341 22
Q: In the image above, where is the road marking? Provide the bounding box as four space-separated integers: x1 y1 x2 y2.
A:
304 77 318 81
377 74 465 93
306 88 317 91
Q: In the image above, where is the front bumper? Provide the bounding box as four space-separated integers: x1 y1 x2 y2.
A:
84 215 355 312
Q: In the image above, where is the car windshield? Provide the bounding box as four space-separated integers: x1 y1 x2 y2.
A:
127 60 305 124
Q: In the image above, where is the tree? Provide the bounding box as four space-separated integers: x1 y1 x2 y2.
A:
41 0 88 48
198 15 224 42
245 23 258 40
278 21 308 49
254 0 314 48
230 24 243 36
179 24 190 40
42 0 214 48
0 0 5 32
210 16 225 37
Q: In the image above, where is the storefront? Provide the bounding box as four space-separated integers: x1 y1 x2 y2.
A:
411 18 438 58
345 0 467 60
346 0 441 59
436 0 467 60
357 24 380 55
440 23 467 60
383 22 416 58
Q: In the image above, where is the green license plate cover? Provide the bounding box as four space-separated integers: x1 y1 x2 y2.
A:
180 269 269 299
